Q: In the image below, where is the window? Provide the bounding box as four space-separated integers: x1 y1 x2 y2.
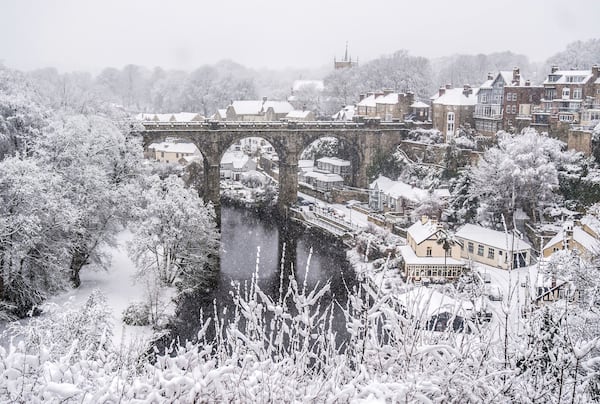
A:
426 247 432 257
513 93 518 101
176 153 179 158
447 112 455 134
481 94 487 103
161 151 165 158
573 88 582 99
477 245 484 256
512 105 517 114
562 88 570 99
468 242 474 253
499 251 503 256
488 248 495 259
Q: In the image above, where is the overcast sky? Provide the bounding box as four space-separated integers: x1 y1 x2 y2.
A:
1 0 599 73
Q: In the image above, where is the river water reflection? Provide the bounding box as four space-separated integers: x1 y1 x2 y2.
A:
172 205 358 343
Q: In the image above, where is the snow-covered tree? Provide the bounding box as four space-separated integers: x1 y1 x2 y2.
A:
128 175 219 291
469 129 578 225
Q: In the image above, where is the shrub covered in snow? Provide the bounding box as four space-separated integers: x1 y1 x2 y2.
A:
122 301 151 326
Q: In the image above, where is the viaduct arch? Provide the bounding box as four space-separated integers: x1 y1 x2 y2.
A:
140 120 410 221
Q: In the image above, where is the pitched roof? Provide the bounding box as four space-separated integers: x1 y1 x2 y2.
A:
432 88 478 106
317 156 350 166
406 219 441 244
410 101 430 108
286 110 313 119
370 175 448 204
544 70 593 85
399 245 464 266
455 224 532 252
332 105 355 121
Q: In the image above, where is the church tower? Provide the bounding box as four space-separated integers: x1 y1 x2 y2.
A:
334 42 358 70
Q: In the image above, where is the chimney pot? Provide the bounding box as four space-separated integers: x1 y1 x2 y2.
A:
487 72 494 80
525 80 531 86
551 65 559 73
445 83 452 89
438 87 446 97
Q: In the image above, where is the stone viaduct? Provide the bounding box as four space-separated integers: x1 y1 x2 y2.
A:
139 120 410 220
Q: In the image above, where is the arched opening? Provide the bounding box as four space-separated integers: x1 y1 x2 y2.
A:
218 136 278 210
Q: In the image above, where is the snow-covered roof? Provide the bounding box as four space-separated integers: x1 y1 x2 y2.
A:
544 70 593 85
298 159 315 169
292 80 324 92
332 105 355 121
221 152 251 169
376 93 401 105
499 71 525 86
581 214 600 237
304 171 344 182
455 224 532 252
370 175 447 204
478 79 494 89
286 110 313 119
357 94 377 107
410 101 430 109
544 222 600 256
317 156 350 166
406 218 441 244
397 286 473 319
230 100 294 115
432 88 478 106
148 142 199 154
400 245 464 266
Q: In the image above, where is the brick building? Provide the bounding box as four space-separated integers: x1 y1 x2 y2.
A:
503 79 544 133
355 89 414 121
430 85 478 141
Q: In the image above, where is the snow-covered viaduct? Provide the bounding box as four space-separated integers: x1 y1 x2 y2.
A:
139 120 410 220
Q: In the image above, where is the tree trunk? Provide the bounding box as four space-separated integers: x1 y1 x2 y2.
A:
69 248 88 288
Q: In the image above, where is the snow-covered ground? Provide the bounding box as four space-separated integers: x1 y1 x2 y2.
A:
4 230 157 348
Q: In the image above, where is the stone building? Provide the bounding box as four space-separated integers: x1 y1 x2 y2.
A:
355 90 414 121
334 42 357 69
502 78 544 133
225 97 294 121
430 85 478 141
474 68 525 138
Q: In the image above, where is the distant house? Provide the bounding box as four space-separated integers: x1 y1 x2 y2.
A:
302 171 344 191
225 97 294 121
542 217 600 260
399 216 464 282
397 287 474 331
455 224 532 270
369 175 450 219
220 152 257 180
356 90 414 121
474 68 525 137
431 85 478 141
332 105 355 121
409 101 431 122
285 109 315 121
316 157 351 179
211 109 228 121
147 142 201 164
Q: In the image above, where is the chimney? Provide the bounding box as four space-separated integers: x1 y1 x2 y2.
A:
421 215 429 225
463 84 472 96
438 87 446 97
593 64 600 78
262 96 268 103
367 91 375 98
445 83 452 89
551 65 559 74
359 93 366 101
513 67 520 85
525 80 531 87
375 91 384 98
383 88 394 96
487 72 494 80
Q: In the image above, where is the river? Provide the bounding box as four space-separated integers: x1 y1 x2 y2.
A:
169 205 358 344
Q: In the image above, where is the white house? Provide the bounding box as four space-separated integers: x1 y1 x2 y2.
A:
332 105 355 121
147 142 201 164
302 171 344 191
220 152 257 180
400 216 464 282
455 224 532 270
